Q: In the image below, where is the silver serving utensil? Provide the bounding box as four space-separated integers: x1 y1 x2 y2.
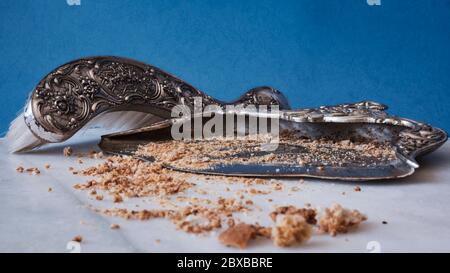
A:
99 101 447 181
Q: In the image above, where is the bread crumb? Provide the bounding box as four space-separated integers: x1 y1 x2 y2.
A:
354 186 361 192
44 164 51 169
16 166 24 173
319 204 367 236
272 214 312 247
270 206 317 225
218 223 256 249
254 225 272 239
95 195 104 201
48 187 52 192
110 224 120 229
72 235 82 243
273 183 283 191
25 167 40 175
63 147 73 156
113 193 123 203
227 218 235 227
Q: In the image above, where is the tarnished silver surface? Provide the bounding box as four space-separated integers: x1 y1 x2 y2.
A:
99 101 447 181
25 56 290 145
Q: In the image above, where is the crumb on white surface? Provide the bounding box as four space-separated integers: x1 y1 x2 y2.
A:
272 214 312 247
319 204 367 236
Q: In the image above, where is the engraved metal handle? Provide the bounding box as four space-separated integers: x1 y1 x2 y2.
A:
25 56 291 143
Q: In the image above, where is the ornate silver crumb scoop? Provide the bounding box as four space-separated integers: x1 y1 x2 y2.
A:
8 56 447 181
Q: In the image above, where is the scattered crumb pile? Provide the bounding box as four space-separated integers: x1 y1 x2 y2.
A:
17 142 370 249
15 143 370 249
68 145 369 248
135 132 397 170
75 156 194 199
99 196 248 234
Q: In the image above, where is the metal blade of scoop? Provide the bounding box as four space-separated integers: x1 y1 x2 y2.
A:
98 101 447 181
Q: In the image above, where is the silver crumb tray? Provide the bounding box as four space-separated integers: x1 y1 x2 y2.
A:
99 101 447 181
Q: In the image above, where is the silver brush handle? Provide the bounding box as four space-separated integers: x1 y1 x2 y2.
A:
25 56 290 143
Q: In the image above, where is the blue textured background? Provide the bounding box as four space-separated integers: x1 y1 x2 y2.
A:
1 0 449 135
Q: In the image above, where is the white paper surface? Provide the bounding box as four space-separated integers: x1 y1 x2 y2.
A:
1 130 449 253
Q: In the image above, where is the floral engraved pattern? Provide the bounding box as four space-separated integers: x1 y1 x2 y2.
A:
29 57 290 137
31 57 217 134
